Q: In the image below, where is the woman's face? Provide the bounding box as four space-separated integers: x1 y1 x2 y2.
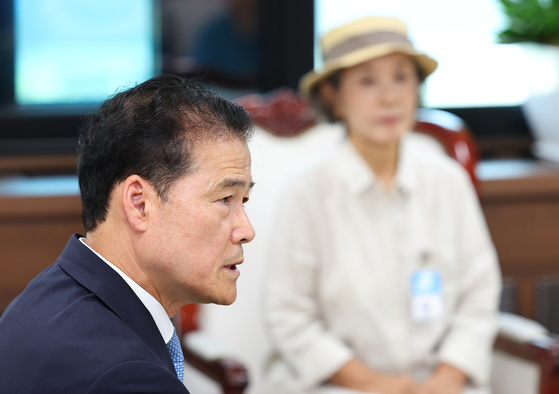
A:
325 53 420 148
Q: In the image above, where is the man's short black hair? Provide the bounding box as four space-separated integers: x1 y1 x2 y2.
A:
77 74 254 232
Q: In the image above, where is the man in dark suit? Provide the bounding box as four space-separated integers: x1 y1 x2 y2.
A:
0 74 255 393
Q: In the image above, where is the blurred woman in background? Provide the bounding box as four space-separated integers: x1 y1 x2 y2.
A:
263 17 501 394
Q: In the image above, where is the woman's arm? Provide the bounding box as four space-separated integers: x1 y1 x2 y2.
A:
435 166 502 387
265 179 355 388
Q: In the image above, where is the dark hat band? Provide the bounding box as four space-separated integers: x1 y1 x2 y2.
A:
324 31 411 62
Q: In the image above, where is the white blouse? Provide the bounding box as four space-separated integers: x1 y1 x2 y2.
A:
263 135 502 394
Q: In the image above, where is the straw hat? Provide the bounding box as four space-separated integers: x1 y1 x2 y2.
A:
299 17 438 99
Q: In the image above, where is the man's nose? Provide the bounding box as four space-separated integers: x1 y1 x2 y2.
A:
233 209 255 244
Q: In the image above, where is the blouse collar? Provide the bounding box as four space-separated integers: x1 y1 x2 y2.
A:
333 135 417 197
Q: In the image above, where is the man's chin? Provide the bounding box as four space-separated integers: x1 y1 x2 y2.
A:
216 293 237 306
200 290 237 306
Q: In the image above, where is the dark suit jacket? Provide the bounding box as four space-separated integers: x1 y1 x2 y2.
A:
0 234 190 394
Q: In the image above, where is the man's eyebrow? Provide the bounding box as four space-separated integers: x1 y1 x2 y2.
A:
216 178 255 190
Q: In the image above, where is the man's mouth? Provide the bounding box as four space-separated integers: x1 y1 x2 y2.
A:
224 264 238 272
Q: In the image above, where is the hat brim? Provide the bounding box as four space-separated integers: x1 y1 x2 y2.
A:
299 43 438 100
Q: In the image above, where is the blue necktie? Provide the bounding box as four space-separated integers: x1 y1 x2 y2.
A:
166 327 185 382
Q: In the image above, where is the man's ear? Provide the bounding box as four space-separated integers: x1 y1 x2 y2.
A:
121 175 158 232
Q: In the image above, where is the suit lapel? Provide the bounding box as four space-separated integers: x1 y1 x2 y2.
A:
56 234 176 374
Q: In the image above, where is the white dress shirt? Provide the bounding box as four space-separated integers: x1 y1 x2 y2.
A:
79 238 173 344
263 135 502 394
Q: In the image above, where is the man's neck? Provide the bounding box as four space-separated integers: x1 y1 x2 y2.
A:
84 227 172 315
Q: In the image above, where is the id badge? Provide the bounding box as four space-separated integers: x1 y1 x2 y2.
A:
410 269 443 323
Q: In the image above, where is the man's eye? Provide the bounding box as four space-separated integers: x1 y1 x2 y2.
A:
221 196 232 204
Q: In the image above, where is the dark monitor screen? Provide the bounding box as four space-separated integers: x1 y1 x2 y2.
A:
0 0 314 156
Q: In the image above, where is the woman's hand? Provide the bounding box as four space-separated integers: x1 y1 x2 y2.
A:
328 359 418 394
414 363 467 394
364 374 419 394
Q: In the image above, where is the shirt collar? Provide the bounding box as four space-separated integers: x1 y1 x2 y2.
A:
79 237 174 344
334 136 417 197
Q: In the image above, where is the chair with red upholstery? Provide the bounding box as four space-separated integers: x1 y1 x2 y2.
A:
414 107 479 192
175 304 249 394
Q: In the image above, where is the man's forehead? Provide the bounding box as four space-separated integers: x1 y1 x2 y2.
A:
187 138 252 188
191 136 250 161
